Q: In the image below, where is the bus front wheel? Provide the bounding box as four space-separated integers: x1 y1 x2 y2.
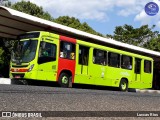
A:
119 79 128 92
58 73 72 88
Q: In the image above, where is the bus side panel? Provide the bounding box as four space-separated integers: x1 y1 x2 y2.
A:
57 58 76 82
105 67 121 87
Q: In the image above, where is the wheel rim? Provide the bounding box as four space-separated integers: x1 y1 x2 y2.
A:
121 82 126 90
62 76 68 84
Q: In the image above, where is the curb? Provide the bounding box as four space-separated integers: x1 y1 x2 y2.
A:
0 78 11 84
136 89 160 94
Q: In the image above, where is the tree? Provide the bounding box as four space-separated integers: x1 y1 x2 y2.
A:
54 16 103 36
0 0 12 77
107 24 159 47
0 1 103 77
11 1 102 36
143 35 160 51
11 1 53 21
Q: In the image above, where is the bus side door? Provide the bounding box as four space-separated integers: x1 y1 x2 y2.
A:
74 45 92 84
134 58 141 82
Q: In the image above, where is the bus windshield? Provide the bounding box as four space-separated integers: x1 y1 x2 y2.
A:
12 40 38 63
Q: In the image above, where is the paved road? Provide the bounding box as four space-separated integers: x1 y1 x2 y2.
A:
0 84 160 119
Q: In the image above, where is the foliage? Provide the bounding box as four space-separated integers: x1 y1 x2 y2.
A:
11 1 102 36
54 16 103 36
106 24 159 47
11 1 53 21
0 48 4 65
143 35 160 51
0 0 13 77
1 0 160 77
0 0 102 77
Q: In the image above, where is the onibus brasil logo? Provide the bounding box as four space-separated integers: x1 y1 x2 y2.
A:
145 2 159 16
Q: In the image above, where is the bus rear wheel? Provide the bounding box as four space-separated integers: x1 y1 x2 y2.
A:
119 79 128 92
58 73 72 88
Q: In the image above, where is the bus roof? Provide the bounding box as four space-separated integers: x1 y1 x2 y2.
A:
0 6 160 59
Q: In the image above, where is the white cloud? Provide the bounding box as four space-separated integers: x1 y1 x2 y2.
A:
157 21 160 27
134 10 152 24
10 0 160 29
10 0 151 20
117 0 151 17
28 0 113 21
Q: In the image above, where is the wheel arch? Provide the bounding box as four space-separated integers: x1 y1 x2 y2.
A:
121 77 129 84
59 69 72 77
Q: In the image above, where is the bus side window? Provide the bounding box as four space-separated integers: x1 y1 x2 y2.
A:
121 55 132 70
60 41 75 60
93 49 107 66
144 60 152 73
135 58 141 74
108 52 120 68
79 45 89 65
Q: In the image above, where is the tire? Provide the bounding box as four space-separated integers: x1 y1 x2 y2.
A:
58 73 72 88
119 79 128 92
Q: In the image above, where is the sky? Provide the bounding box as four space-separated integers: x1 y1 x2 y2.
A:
10 0 160 35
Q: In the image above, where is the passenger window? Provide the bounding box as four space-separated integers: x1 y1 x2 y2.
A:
108 52 120 68
93 49 107 65
121 55 132 70
79 45 89 66
60 41 75 60
144 60 152 73
135 58 141 74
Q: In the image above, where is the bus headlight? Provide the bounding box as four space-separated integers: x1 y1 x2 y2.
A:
28 64 34 72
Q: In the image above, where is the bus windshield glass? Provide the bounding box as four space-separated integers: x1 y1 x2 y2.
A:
12 40 38 63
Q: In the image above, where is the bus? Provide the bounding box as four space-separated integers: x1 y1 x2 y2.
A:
10 31 153 91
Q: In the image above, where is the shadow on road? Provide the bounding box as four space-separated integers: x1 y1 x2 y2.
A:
25 81 136 92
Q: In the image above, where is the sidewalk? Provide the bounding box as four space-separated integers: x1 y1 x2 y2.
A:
0 78 11 84
136 89 160 94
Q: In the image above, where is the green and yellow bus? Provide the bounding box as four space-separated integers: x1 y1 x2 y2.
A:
10 31 153 91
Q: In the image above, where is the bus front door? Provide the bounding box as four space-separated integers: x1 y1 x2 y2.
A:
134 58 141 82
37 39 57 81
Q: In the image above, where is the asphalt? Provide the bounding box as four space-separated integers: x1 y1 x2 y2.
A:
0 78 160 95
0 84 160 119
